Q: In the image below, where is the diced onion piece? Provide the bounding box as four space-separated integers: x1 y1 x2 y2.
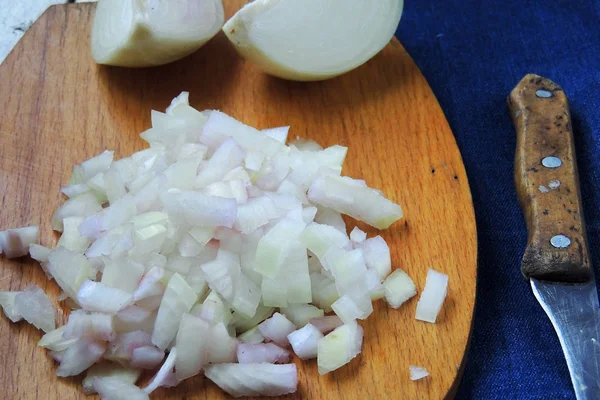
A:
92 376 148 400
314 208 347 234
308 174 402 229
287 323 323 360
56 338 107 377
361 236 392 280
64 310 115 341
0 291 22 323
195 137 246 187
331 294 372 324
208 322 239 363
143 348 177 394
91 0 224 67
350 227 367 244
114 306 156 333
29 244 52 263
258 312 296 347
383 269 417 309
130 212 169 229
175 313 210 381
0 225 39 258
52 193 102 232
82 362 141 395
254 217 305 278
102 259 145 293
152 273 197 350
237 343 290 364
409 365 430 381
280 304 324 328
196 291 233 326
131 346 165 370
262 126 289 144
232 304 272 332
133 266 166 302
234 196 278 234
105 330 153 363
162 190 237 228
310 273 340 312
57 217 90 252
77 280 133 314
415 269 449 323
238 326 265 344
309 316 344 334
14 285 56 332
205 363 297 398
38 326 79 351
48 246 96 299
317 321 363 375
300 223 350 267
223 0 403 81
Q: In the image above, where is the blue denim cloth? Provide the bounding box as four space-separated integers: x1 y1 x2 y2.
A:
395 1 600 399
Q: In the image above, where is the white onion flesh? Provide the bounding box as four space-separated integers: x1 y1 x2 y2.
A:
91 0 225 67
317 321 363 375
258 312 296 347
237 343 290 364
0 94 410 399
415 269 449 323
0 225 39 258
409 365 430 381
383 269 417 309
92 376 149 400
223 0 403 81
14 285 56 332
205 363 297 398
83 362 141 395
287 323 323 360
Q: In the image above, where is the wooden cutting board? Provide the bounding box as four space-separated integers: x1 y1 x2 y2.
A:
0 2 477 399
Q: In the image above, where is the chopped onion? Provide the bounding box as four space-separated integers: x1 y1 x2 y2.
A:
308 174 402 229
143 347 177 394
223 0 403 81
237 342 290 364
238 326 265 344
63 309 115 341
82 362 141 395
102 259 145 293
29 243 52 263
105 330 153 363
415 269 449 323
92 376 148 400
409 365 430 381
131 346 165 370
287 323 323 360
15 285 56 332
300 222 350 267
174 313 210 381
0 225 39 258
317 321 363 375
0 291 22 323
162 190 237 228
91 0 224 67
309 315 344 334
208 322 239 363
152 273 197 350
383 269 417 309
205 363 297 398
350 227 367 244
47 246 95 299
280 304 324 327
38 326 78 351
361 236 392 280
254 217 306 278
258 312 296 347
56 337 106 377
77 280 133 314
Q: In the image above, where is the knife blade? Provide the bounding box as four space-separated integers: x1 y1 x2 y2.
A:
508 74 600 399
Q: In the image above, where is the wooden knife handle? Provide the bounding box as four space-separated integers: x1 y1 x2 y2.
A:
508 74 592 283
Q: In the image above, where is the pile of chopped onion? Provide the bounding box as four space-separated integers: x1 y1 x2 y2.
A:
0 92 450 398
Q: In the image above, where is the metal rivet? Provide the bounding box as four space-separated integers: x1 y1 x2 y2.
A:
536 89 553 98
551 235 571 249
542 156 562 168
548 180 561 189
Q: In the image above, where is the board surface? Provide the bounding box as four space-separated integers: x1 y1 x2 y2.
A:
0 2 477 399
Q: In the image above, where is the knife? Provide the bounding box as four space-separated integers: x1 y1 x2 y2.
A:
508 74 600 399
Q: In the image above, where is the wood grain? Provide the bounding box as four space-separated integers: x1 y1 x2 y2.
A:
509 74 592 283
0 2 477 399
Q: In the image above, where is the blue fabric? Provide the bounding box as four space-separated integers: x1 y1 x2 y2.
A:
395 1 600 399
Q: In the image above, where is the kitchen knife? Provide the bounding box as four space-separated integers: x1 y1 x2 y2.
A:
508 74 600 400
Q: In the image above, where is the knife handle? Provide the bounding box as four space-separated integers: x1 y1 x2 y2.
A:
508 74 592 283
